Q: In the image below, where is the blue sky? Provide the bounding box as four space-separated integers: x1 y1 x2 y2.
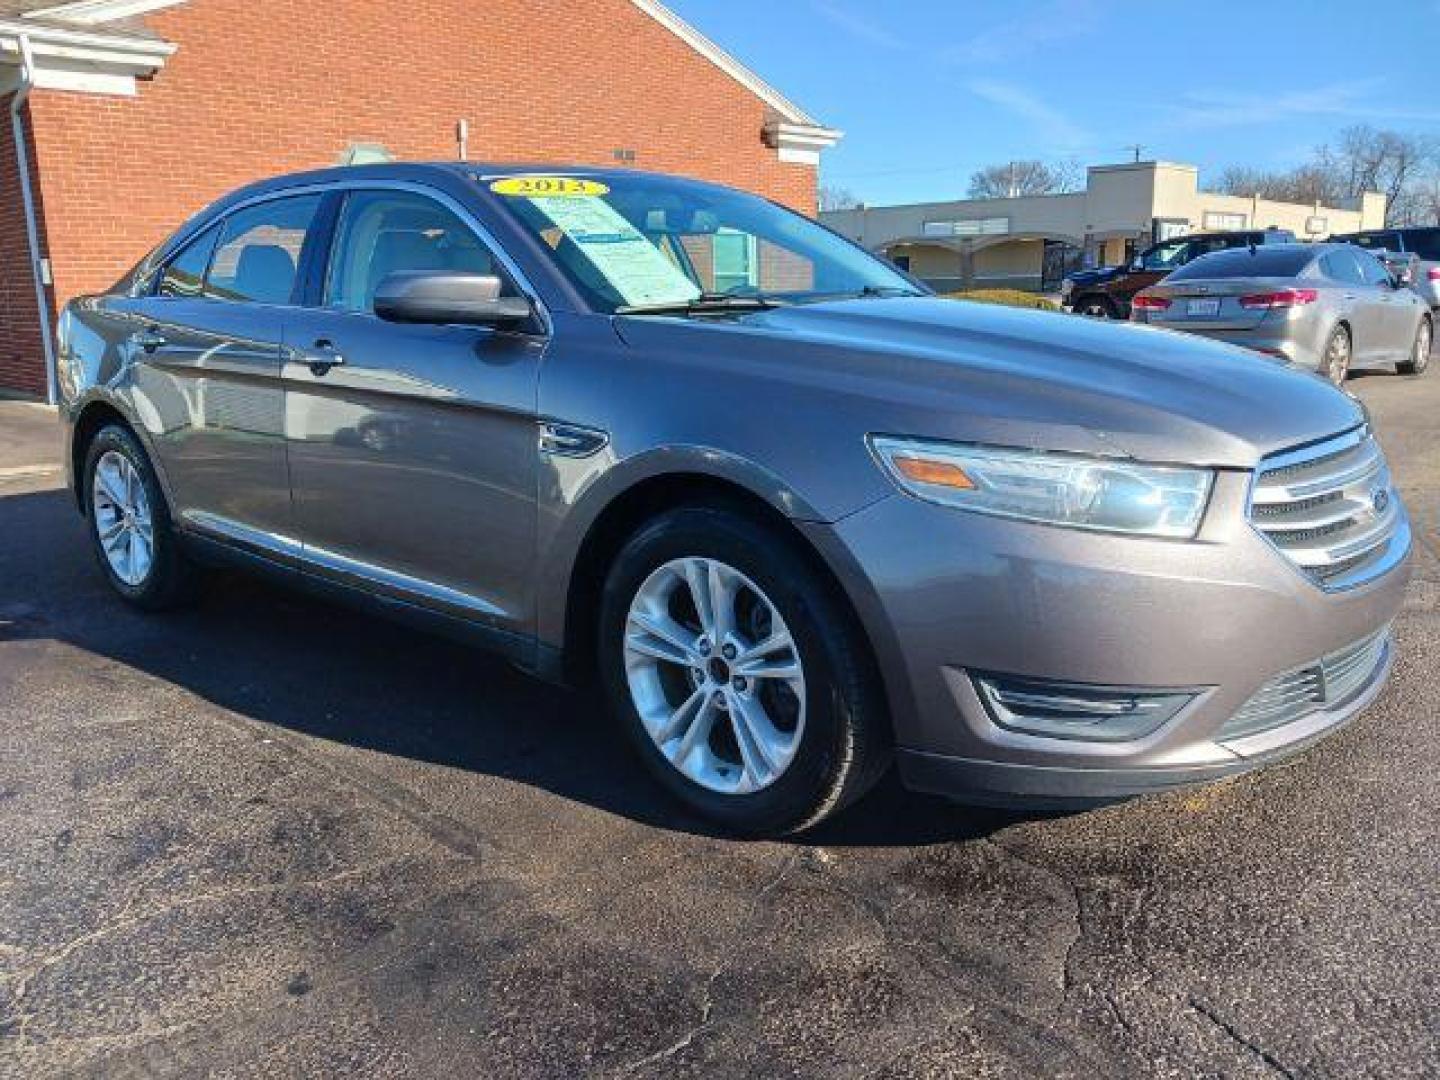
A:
664 0 1440 206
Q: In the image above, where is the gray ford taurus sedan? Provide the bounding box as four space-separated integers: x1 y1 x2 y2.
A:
57 164 1412 834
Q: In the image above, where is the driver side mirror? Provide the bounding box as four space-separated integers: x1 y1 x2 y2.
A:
374 272 533 327
1393 266 1414 288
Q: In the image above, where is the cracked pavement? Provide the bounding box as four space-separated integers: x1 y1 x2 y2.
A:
1 368 1437 1078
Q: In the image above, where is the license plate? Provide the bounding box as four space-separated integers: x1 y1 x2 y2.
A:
1186 298 1220 317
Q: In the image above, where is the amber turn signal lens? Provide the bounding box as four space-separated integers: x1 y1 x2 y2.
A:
891 455 976 490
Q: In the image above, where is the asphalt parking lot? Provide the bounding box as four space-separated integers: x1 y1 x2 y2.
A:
1 367 1438 1079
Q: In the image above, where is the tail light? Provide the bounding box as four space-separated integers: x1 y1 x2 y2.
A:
1239 288 1318 310
1131 295 1170 311
1427 267 1440 282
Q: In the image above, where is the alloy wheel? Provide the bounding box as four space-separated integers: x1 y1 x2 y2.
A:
1326 328 1351 386
1413 320 1432 373
91 450 154 586
622 557 806 795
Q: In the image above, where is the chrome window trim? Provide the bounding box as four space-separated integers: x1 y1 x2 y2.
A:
140 178 553 336
182 509 505 621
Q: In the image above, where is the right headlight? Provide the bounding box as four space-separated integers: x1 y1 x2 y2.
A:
868 436 1213 539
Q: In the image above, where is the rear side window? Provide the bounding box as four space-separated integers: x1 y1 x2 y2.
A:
1347 231 1401 253
1187 235 1240 259
1166 246 1314 280
206 195 322 304
156 225 220 298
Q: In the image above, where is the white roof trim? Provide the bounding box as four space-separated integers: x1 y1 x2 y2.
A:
630 0 824 128
22 0 185 25
0 16 174 79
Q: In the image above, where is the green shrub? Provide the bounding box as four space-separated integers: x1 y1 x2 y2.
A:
943 289 1059 311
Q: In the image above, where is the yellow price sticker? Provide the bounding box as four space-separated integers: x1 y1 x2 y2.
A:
490 176 610 198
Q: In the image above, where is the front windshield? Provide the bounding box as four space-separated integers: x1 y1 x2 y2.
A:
482 173 922 312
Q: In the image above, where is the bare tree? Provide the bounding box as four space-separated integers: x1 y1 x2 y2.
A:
967 160 1078 199
818 185 863 212
1211 127 1440 226
1330 126 1430 224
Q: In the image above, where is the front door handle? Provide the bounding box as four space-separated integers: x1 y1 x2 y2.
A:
130 327 166 353
298 339 346 376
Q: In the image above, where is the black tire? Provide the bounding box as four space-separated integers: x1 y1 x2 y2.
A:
1322 324 1352 386
1398 316 1431 375
597 505 890 836
82 424 198 610
1072 294 1117 319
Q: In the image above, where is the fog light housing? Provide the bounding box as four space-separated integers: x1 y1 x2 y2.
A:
974 674 1196 742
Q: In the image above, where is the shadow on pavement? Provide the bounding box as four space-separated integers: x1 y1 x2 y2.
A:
0 486 1036 848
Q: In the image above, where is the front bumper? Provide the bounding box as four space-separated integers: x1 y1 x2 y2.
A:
803 473 1411 805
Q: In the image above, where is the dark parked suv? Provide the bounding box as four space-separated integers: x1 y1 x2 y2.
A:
1063 229 1296 318
56 165 1410 835
1329 228 1440 310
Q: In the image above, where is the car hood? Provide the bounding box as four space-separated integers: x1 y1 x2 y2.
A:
614 297 1364 469
1064 266 1120 287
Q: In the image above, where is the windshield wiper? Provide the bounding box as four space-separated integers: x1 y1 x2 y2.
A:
791 285 926 304
615 292 786 316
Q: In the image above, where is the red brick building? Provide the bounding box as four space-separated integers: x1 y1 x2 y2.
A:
0 0 840 398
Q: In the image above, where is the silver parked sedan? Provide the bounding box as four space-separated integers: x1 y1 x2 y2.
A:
57 165 1411 834
1130 243 1432 384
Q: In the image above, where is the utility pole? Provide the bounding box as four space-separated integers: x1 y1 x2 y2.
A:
1007 161 1018 198
1124 143 1144 163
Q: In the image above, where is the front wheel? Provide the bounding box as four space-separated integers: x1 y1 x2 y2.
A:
84 424 198 610
1399 317 1431 375
598 506 890 835
1073 295 1116 319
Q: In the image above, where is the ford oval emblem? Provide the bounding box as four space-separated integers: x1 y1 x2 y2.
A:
1372 487 1390 514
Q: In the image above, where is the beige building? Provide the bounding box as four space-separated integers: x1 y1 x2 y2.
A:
822 160 1387 294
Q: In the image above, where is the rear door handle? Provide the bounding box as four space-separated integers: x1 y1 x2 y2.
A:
130 328 166 352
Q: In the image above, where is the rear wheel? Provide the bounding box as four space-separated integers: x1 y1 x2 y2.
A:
84 425 198 610
1322 325 1352 386
598 506 889 835
1073 295 1116 319
1399 317 1431 375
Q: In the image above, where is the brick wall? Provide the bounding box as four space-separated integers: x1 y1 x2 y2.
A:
1 0 817 392
0 96 50 398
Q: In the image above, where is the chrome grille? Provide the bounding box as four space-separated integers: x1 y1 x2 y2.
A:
1222 627 1391 740
1249 428 1404 590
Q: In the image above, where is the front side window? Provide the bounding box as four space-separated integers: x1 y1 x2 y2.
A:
485 173 919 312
1348 231 1400 253
1321 250 1365 285
206 195 322 305
1355 251 1392 286
156 225 220 298
325 189 505 314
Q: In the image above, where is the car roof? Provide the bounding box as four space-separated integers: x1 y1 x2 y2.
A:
227 161 735 202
